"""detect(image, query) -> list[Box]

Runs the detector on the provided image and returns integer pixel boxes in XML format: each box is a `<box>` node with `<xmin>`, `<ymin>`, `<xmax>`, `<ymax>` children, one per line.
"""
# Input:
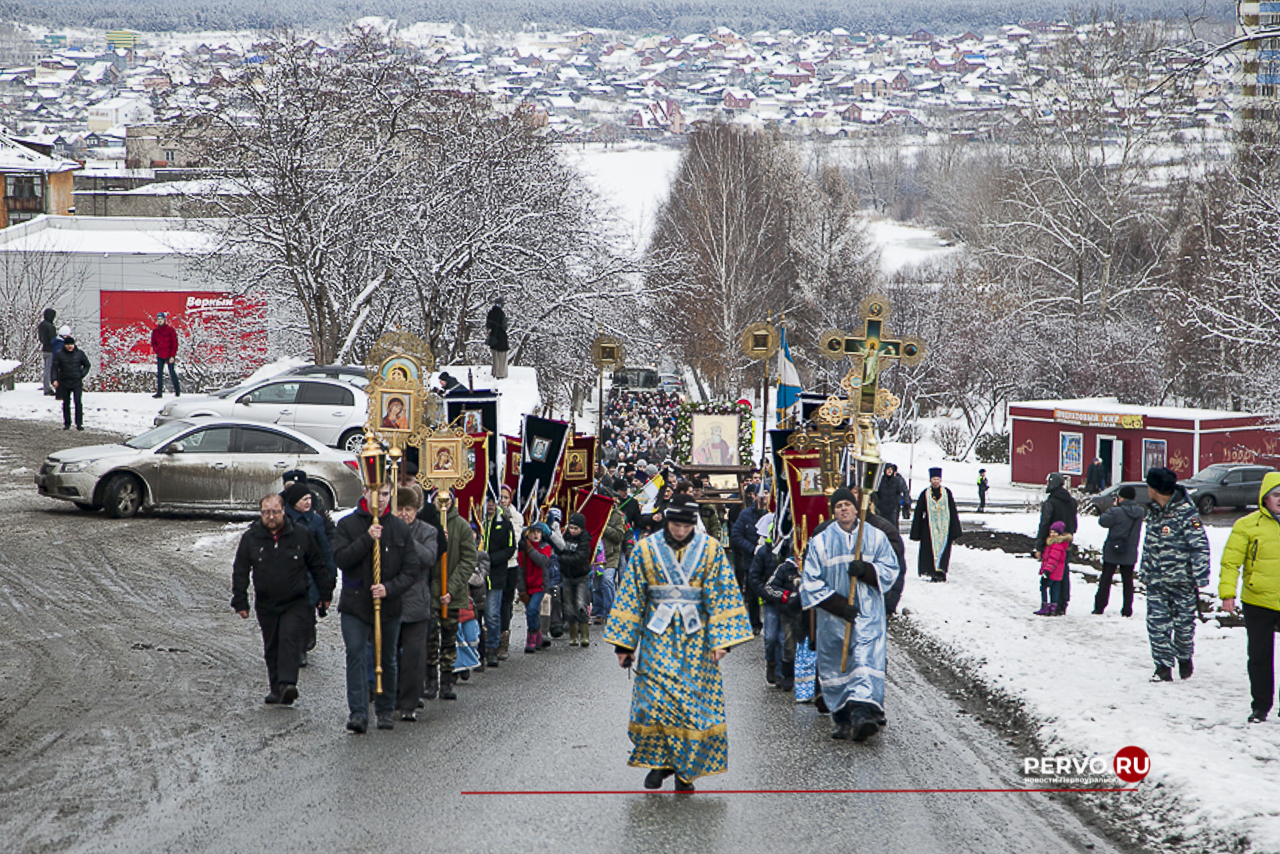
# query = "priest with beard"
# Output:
<box><xmin>604</xmin><ymin>493</ymin><xmax>753</xmax><ymax>792</ymax></box>
<box><xmin>909</xmin><ymin>467</ymin><xmax>963</xmax><ymax>582</ymax></box>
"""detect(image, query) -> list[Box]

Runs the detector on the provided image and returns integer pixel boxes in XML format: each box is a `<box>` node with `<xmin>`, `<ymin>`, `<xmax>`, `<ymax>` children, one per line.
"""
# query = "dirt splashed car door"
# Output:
<box><xmin>150</xmin><ymin>425</ymin><xmax>237</xmax><ymax>506</ymax></box>
<box><xmin>230</xmin><ymin>426</ymin><xmax>306</xmax><ymax>508</ymax></box>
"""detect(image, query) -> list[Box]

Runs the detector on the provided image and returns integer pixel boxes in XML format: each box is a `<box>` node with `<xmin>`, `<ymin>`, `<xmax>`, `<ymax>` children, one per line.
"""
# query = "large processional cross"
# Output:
<box><xmin>788</xmin><ymin>295</ymin><xmax>926</xmax><ymax>492</ymax></box>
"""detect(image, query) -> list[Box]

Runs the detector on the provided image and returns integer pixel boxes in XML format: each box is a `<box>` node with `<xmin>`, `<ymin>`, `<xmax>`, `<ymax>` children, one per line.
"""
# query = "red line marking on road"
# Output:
<box><xmin>463</xmin><ymin>787</ymin><xmax>1139</xmax><ymax>795</ymax></box>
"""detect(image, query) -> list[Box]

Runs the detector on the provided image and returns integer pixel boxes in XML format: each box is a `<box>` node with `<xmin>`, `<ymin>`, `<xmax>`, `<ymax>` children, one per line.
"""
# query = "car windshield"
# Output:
<box><xmin>125</xmin><ymin>420</ymin><xmax>195</xmax><ymax>449</ymax></box>
<box><xmin>1189</xmin><ymin>464</ymin><xmax>1232</xmax><ymax>482</ymax></box>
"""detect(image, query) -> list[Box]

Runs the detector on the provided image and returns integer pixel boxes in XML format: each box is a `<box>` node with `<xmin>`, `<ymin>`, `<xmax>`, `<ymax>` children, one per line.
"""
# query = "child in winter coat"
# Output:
<box><xmin>517</xmin><ymin>523</ymin><xmax>553</xmax><ymax>652</ymax></box>
<box><xmin>1036</xmin><ymin>521</ymin><xmax>1072</xmax><ymax>616</ymax></box>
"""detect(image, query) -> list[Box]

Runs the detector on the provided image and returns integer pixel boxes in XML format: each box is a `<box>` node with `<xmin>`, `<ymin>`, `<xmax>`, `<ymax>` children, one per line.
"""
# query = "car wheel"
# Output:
<box><xmin>1196</xmin><ymin>494</ymin><xmax>1216</xmax><ymax>516</ymax></box>
<box><xmin>104</xmin><ymin>474</ymin><xmax>143</xmax><ymax>518</ymax></box>
<box><xmin>339</xmin><ymin>429</ymin><xmax>364</xmax><ymax>455</ymax></box>
<box><xmin>74</xmin><ymin>501</ymin><xmax>101</xmax><ymax>512</ymax></box>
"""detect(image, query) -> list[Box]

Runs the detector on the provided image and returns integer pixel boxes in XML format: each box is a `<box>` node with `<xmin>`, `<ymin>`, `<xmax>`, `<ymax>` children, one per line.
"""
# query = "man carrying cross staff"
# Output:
<box><xmin>801</xmin><ymin>485</ymin><xmax>900</xmax><ymax>742</ymax></box>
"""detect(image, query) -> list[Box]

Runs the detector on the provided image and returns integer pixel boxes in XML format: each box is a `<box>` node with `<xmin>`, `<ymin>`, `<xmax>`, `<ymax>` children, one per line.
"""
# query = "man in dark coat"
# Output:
<box><xmin>333</xmin><ymin>481</ymin><xmax>423</xmax><ymax>733</ymax></box>
<box><xmin>51</xmin><ymin>336</ymin><xmax>91</xmax><ymax>431</ymax></box>
<box><xmin>395</xmin><ymin>488</ymin><xmax>438</xmax><ymax>722</ymax></box>
<box><xmin>232</xmin><ymin>494</ymin><xmax>333</xmax><ymax>707</ymax></box>
<box><xmin>485</xmin><ymin>297</ymin><xmax>509</xmax><ymax>379</ymax></box>
<box><xmin>731</xmin><ymin>491</ymin><xmax>768</xmax><ymax>633</ymax></box>
<box><xmin>1033</xmin><ymin>472</ymin><xmax>1079</xmax><ymax>614</ymax></box>
<box><xmin>38</xmin><ymin>307</ymin><xmax>57</xmax><ymax>395</ymax></box>
<box><xmin>482</xmin><ymin>497</ymin><xmax>517</xmax><ymax>667</ymax></box>
<box><xmin>1094</xmin><ymin>484</ymin><xmax>1144</xmax><ymax>616</ymax></box>
<box><xmin>874</xmin><ymin>463</ymin><xmax>909</xmax><ymax>523</ymax></box>
<box><xmin>1085</xmin><ymin>457</ymin><xmax>1108</xmax><ymax>494</ymax></box>
<box><xmin>909</xmin><ymin>467</ymin><xmax>963</xmax><ymax>582</ymax></box>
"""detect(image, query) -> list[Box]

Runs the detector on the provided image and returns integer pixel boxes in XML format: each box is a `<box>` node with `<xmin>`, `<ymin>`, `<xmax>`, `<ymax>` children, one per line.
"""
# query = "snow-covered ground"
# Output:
<box><xmin>568</xmin><ymin>142</ymin><xmax>681</xmax><ymax>249</ymax></box>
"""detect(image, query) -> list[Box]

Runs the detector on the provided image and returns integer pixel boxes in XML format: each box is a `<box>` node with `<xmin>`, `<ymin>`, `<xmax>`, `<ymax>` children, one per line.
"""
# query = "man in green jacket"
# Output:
<box><xmin>1220</xmin><ymin>472</ymin><xmax>1280</xmax><ymax>723</ymax></box>
<box><xmin>425</xmin><ymin>491</ymin><xmax>477</xmax><ymax>701</ymax></box>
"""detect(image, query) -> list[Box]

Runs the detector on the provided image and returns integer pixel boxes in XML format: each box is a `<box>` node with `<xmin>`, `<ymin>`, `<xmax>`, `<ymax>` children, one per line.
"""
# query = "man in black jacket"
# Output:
<box><xmin>232</xmin><ymin>494</ymin><xmax>332</xmax><ymax>707</ymax></box>
<box><xmin>1033</xmin><ymin>472</ymin><xmax>1079</xmax><ymax>615</ymax></box>
<box><xmin>874</xmin><ymin>463</ymin><xmax>909</xmax><ymax>523</ymax></box>
<box><xmin>482</xmin><ymin>497</ymin><xmax>517</xmax><ymax>667</ymax></box>
<box><xmin>38</xmin><ymin>307</ymin><xmax>56</xmax><ymax>395</ymax></box>
<box><xmin>731</xmin><ymin>492</ymin><xmax>768</xmax><ymax>633</ymax></box>
<box><xmin>333</xmin><ymin>481</ymin><xmax>423</xmax><ymax>733</ymax></box>
<box><xmin>555</xmin><ymin>512</ymin><xmax>594</xmax><ymax>647</ymax></box>
<box><xmin>51</xmin><ymin>336</ymin><xmax>91</xmax><ymax>430</ymax></box>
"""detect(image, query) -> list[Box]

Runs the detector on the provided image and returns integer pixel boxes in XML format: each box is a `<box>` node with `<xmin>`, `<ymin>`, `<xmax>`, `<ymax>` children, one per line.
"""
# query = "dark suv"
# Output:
<box><xmin>1180</xmin><ymin>464</ymin><xmax>1278</xmax><ymax>515</ymax></box>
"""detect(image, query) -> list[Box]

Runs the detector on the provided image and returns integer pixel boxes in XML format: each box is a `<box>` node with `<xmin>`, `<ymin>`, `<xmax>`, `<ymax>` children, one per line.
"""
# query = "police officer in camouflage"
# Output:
<box><xmin>1139</xmin><ymin>467</ymin><xmax>1210</xmax><ymax>683</ymax></box>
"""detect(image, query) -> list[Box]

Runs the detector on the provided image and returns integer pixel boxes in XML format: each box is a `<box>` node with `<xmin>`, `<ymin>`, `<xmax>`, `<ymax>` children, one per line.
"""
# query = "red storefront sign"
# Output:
<box><xmin>99</xmin><ymin>290</ymin><xmax>267</xmax><ymax>365</ymax></box>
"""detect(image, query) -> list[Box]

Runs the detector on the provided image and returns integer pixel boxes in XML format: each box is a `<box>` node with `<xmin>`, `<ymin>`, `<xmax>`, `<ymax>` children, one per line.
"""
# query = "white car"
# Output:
<box><xmin>36</xmin><ymin>418</ymin><xmax>364</xmax><ymax>518</ymax></box>
<box><xmin>155</xmin><ymin>376</ymin><xmax>369</xmax><ymax>453</ymax></box>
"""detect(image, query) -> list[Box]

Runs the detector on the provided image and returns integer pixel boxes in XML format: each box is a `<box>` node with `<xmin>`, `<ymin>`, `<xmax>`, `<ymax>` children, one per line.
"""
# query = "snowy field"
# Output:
<box><xmin>8</xmin><ymin>374</ymin><xmax>1272</xmax><ymax>850</ymax></box>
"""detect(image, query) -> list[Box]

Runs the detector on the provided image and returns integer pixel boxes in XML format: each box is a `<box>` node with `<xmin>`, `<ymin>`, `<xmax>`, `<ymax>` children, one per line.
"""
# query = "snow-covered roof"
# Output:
<box><xmin>0</xmin><ymin>215</ymin><xmax>217</xmax><ymax>255</ymax></box>
<box><xmin>1013</xmin><ymin>397</ymin><xmax>1262</xmax><ymax>421</ymax></box>
<box><xmin>0</xmin><ymin>132</ymin><xmax>78</xmax><ymax>173</ymax></box>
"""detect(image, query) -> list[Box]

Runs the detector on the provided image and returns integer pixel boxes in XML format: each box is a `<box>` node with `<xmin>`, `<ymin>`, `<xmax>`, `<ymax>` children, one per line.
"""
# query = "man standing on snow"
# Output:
<box><xmin>485</xmin><ymin>297</ymin><xmax>509</xmax><ymax>379</ymax></box>
<box><xmin>38</xmin><ymin>308</ymin><xmax>57</xmax><ymax>396</ymax></box>
<box><xmin>150</xmin><ymin>312</ymin><xmax>181</xmax><ymax>399</ymax></box>
<box><xmin>909</xmin><ymin>468</ymin><xmax>962</xmax><ymax>582</ymax></box>
<box><xmin>1140</xmin><ymin>467</ymin><xmax>1210</xmax><ymax>683</ymax></box>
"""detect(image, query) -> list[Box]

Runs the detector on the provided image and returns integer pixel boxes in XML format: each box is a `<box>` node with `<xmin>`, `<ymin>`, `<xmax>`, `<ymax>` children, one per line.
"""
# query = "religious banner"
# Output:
<box><xmin>502</xmin><ymin>435</ymin><xmax>521</xmax><ymax>499</ymax></box>
<box><xmin>675</xmin><ymin>401</ymin><xmax>753</xmax><ymax>466</ymax></box>
<box><xmin>573</xmin><ymin>486</ymin><xmax>616</xmax><ymax>558</ymax></box>
<box><xmin>517</xmin><ymin>415</ymin><xmax>571</xmax><ymax>513</ymax></box>
<box><xmin>549</xmin><ymin>434</ymin><xmax>597</xmax><ymax>516</ymax></box>
<box><xmin>446</xmin><ymin>392</ymin><xmax>500</xmax><ymax>489</ymax></box>
<box><xmin>781</xmin><ymin>450</ymin><xmax>828</xmax><ymax>552</ymax></box>
<box><xmin>454</xmin><ymin>432</ymin><xmax>490</xmax><ymax>524</ymax></box>
<box><xmin>768</xmin><ymin>428</ymin><xmax>797</xmax><ymax>509</ymax></box>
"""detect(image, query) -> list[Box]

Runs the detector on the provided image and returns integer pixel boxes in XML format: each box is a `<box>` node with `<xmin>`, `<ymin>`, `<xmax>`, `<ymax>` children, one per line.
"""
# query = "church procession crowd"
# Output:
<box><xmin>229</xmin><ymin>398</ymin><xmax>1280</xmax><ymax>791</ymax></box>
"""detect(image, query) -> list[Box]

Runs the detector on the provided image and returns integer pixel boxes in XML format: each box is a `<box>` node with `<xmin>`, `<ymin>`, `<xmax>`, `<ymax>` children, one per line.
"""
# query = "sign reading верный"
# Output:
<box><xmin>1053</xmin><ymin>409</ymin><xmax>1145</xmax><ymax>430</ymax></box>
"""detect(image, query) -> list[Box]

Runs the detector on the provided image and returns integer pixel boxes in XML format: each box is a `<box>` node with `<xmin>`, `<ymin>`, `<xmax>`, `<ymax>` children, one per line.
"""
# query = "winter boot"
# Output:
<box><xmin>540</xmin><ymin>630</ymin><xmax>551</xmax><ymax>648</ymax></box>
<box><xmin>439</xmin><ymin>670</ymin><xmax>457</xmax><ymax>700</ymax></box>
<box><xmin>1150</xmin><ymin>666</ymin><xmax>1173</xmax><ymax>682</ymax></box>
<box><xmin>1033</xmin><ymin>604</ymin><xmax>1051</xmax><ymax>616</ymax></box>
<box><xmin>766</xmin><ymin>660</ymin><xmax>778</xmax><ymax>684</ymax></box>
<box><xmin>1178</xmin><ymin>658</ymin><xmax>1194</xmax><ymax>680</ymax></box>
<box><xmin>776</xmin><ymin>659</ymin><xmax>795</xmax><ymax>692</ymax></box>
<box><xmin>498</xmin><ymin>630</ymin><xmax>511</xmax><ymax>661</ymax></box>
<box><xmin>525</xmin><ymin>632</ymin><xmax>537</xmax><ymax>654</ymax></box>
<box><xmin>569</xmin><ymin>623</ymin><xmax>580</xmax><ymax>647</ymax></box>
<box><xmin>423</xmin><ymin>669</ymin><xmax>439</xmax><ymax>700</ymax></box>
<box><xmin>580</xmin><ymin>623</ymin><xmax>589</xmax><ymax>648</ymax></box>
<box><xmin>486</xmin><ymin>648</ymin><xmax>500</xmax><ymax>668</ymax></box>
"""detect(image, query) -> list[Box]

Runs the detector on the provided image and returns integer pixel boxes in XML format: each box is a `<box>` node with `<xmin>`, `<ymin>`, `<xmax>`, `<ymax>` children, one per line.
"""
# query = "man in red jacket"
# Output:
<box><xmin>150</xmin><ymin>312</ymin><xmax>181</xmax><ymax>399</ymax></box>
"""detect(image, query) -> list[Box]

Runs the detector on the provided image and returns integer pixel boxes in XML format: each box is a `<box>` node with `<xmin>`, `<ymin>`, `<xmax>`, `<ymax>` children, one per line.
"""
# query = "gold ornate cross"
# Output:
<box><xmin>817</xmin><ymin>295</ymin><xmax>925</xmax><ymax>424</ymax></box>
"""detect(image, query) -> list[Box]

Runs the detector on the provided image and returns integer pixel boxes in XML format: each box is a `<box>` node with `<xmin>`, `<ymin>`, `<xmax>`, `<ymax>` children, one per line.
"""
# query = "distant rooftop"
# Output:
<box><xmin>0</xmin><ymin>132</ymin><xmax>78</xmax><ymax>174</ymax></box>
<box><xmin>0</xmin><ymin>215</ymin><xmax>217</xmax><ymax>255</ymax></box>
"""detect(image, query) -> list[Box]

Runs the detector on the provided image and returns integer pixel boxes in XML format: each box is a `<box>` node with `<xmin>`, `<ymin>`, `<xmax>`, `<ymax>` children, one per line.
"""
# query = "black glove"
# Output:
<box><xmin>848</xmin><ymin>560</ymin><xmax>877</xmax><ymax>585</ymax></box>
<box><xmin>841</xmin><ymin>602</ymin><xmax>859</xmax><ymax>622</ymax></box>
<box><xmin>317</xmin><ymin>604</ymin><xmax>328</xmax><ymax>618</ymax></box>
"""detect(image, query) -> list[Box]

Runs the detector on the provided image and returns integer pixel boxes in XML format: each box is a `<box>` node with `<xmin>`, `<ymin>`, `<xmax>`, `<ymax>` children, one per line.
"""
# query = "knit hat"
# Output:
<box><xmin>282</xmin><ymin>482</ymin><xmax>311</xmax><ymax>508</ymax></box>
<box><xmin>1046</xmin><ymin>472</ymin><xmax>1065</xmax><ymax>491</ymax></box>
<box><xmin>58</xmin><ymin>324</ymin><xmax>71</xmax><ymax>336</ymax></box>
<box><xmin>62</xmin><ymin>336</ymin><xmax>75</xmax><ymax>345</ymax></box>
<box><xmin>1146</xmin><ymin>466</ymin><xmax>1179</xmax><ymax>495</ymax></box>
<box><xmin>829</xmin><ymin>486</ymin><xmax>857</xmax><ymax>513</ymax></box>
<box><xmin>1050</xmin><ymin>521</ymin><xmax>1066</xmax><ymax>533</ymax></box>
<box><xmin>567</xmin><ymin>512</ymin><xmax>587</xmax><ymax>529</ymax></box>
<box><xmin>664</xmin><ymin>493</ymin><xmax>699</xmax><ymax>524</ymax></box>
<box><xmin>156</xmin><ymin>311</ymin><xmax>167</xmax><ymax>319</ymax></box>
<box><xmin>928</xmin><ymin>467</ymin><xmax>942</xmax><ymax>478</ymax></box>
<box><xmin>1119</xmin><ymin>485</ymin><xmax>1137</xmax><ymax>500</ymax></box>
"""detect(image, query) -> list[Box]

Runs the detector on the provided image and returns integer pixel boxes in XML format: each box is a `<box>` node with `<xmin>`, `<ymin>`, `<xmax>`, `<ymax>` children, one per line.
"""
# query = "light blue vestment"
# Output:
<box><xmin>800</xmin><ymin>521</ymin><xmax>899</xmax><ymax>714</ymax></box>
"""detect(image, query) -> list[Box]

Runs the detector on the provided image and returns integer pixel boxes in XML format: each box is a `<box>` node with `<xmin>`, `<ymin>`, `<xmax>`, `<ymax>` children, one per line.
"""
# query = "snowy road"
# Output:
<box><xmin>0</xmin><ymin>418</ymin><xmax>1143</xmax><ymax>854</ymax></box>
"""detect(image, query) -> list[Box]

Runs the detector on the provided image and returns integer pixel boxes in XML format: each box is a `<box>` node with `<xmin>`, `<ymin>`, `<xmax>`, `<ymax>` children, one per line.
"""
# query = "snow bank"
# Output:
<box><xmin>904</xmin><ymin>512</ymin><xmax>1280</xmax><ymax>852</ymax></box>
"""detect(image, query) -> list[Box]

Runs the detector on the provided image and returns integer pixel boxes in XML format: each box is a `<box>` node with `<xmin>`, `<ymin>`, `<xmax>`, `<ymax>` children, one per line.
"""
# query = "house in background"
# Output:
<box><xmin>0</xmin><ymin>132</ymin><xmax>78</xmax><ymax>228</ymax></box>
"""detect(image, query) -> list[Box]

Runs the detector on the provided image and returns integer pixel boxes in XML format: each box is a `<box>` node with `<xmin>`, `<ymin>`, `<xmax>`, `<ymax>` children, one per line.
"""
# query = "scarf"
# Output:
<box><xmin>927</xmin><ymin>488</ymin><xmax>951</xmax><ymax>572</ymax></box>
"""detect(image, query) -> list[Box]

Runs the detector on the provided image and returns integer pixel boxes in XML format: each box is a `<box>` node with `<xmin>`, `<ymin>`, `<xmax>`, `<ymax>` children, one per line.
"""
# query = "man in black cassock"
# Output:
<box><xmin>909</xmin><ymin>467</ymin><xmax>963</xmax><ymax>582</ymax></box>
<box><xmin>486</xmin><ymin>297</ymin><xmax>509</xmax><ymax>379</ymax></box>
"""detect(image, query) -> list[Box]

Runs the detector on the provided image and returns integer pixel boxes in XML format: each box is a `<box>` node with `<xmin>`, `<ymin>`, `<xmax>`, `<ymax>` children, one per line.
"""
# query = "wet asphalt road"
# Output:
<box><xmin>0</xmin><ymin>418</ymin><xmax>1142</xmax><ymax>854</ymax></box>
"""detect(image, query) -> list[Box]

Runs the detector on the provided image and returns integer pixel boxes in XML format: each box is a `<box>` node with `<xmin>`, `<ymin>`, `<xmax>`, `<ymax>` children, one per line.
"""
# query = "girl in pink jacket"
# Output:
<box><xmin>1034</xmin><ymin>521</ymin><xmax>1072</xmax><ymax>616</ymax></box>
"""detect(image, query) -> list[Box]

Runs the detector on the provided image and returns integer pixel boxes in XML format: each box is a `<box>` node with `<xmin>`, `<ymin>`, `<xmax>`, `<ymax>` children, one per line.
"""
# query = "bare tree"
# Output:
<box><xmin>0</xmin><ymin>240</ymin><xmax>87</xmax><ymax>381</ymax></box>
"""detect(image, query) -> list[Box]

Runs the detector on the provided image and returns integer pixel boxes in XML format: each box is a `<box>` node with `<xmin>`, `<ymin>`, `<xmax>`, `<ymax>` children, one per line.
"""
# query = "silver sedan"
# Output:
<box><xmin>35</xmin><ymin>418</ymin><xmax>365</xmax><ymax>518</ymax></box>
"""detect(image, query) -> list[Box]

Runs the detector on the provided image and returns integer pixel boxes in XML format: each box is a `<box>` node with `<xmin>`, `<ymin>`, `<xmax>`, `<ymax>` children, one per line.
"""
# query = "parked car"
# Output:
<box><xmin>35</xmin><ymin>418</ymin><xmax>363</xmax><ymax>518</ymax></box>
<box><xmin>612</xmin><ymin>367</ymin><xmax>659</xmax><ymax>389</ymax></box>
<box><xmin>154</xmin><ymin>376</ymin><xmax>368</xmax><ymax>454</ymax></box>
<box><xmin>1081</xmin><ymin>481</ymin><xmax>1150</xmax><ymax>515</ymax></box>
<box><xmin>279</xmin><ymin>364</ymin><xmax>370</xmax><ymax>389</ymax></box>
<box><xmin>1180</xmin><ymin>463</ymin><xmax>1278</xmax><ymax>515</ymax></box>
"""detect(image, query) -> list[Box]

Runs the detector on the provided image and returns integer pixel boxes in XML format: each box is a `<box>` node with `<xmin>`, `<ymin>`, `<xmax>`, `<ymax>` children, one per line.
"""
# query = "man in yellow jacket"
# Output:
<box><xmin>1220</xmin><ymin>471</ymin><xmax>1280</xmax><ymax>723</ymax></box>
